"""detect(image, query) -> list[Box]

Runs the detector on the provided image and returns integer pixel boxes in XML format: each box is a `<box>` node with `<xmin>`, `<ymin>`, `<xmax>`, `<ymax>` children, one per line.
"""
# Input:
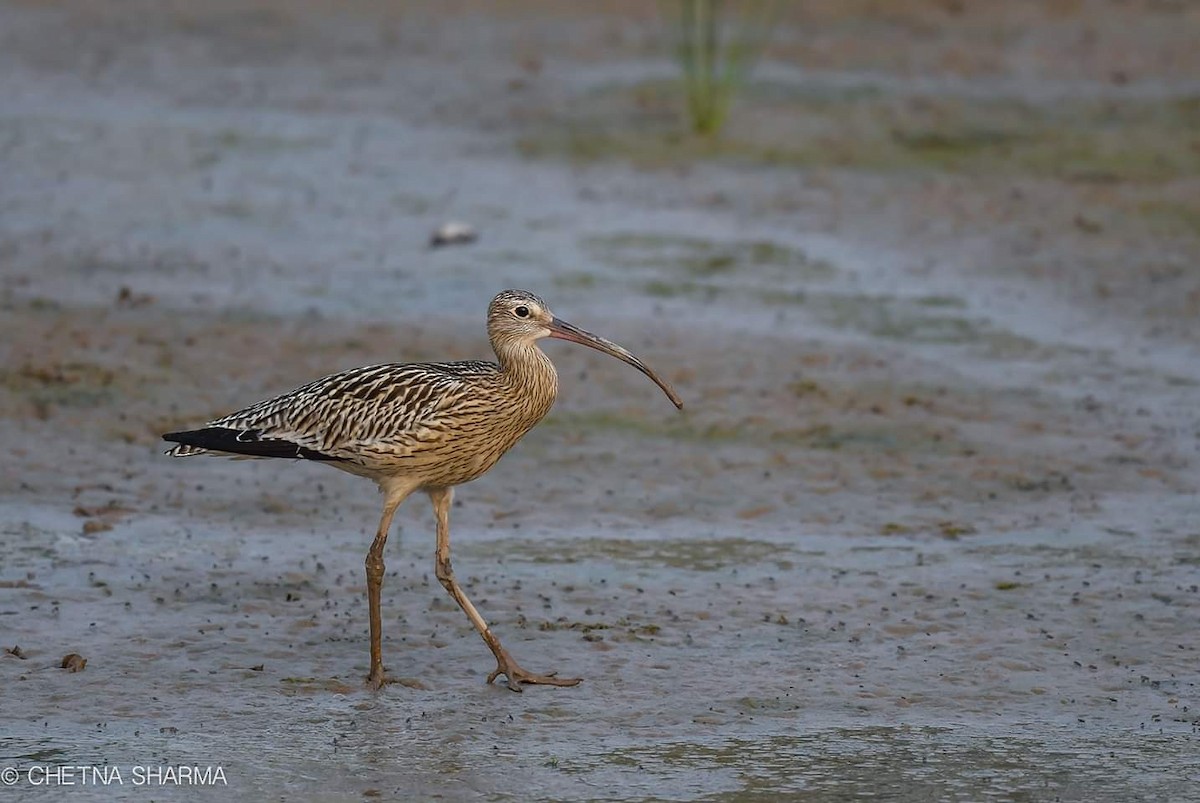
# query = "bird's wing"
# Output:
<box><xmin>164</xmin><ymin>361</ymin><xmax>498</xmax><ymax>464</ymax></box>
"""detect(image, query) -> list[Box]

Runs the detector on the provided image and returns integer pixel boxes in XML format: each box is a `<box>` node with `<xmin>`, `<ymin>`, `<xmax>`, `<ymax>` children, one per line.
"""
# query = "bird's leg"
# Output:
<box><xmin>428</xmin><ymin>487</ymin><xmax>582</xmax><ymax>693</ymax></box>
<box><xmin>364</xmin><ymin>488</ymin><xmax>408</xmax><ymax>691</ymax></box>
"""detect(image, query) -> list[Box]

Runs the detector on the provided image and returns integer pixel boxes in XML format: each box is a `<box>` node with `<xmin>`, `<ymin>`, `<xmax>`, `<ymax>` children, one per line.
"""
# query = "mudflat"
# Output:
<box><xmin>1</xmin><ymin>2</ymin><xmax>1197</xmax><ymax>800</ymax></box>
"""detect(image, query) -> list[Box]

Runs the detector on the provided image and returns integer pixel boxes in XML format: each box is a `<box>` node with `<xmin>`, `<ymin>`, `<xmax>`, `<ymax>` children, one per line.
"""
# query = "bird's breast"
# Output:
<box><xmin>418</xmin><ymin>402</ymin><xmax>551</xmax><ymax>487</ymax></box>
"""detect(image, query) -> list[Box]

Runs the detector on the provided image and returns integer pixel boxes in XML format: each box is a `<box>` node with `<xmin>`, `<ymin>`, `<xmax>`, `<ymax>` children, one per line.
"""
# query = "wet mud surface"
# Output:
<box><xmin>1</xmin><ymin>2</ymin><xmax>1198</xmax><ymax>800</ymax></box>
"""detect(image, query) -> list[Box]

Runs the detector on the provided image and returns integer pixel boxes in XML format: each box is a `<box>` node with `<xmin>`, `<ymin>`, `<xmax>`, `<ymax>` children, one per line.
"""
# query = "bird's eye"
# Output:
<box><xmin>514</xmin><ymin>306</ymin><xmax>530</xmax><ymax>318</ymax></box>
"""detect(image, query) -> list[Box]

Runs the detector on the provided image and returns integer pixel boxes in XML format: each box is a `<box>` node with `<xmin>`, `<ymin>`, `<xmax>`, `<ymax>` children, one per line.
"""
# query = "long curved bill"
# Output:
<box><xmin>548</xmin><ymin>317</ymin><xmax>683</xmax><ymax>410</ymax></box>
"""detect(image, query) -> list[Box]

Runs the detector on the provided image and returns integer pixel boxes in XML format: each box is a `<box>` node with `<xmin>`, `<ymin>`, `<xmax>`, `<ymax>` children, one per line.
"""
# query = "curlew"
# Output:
<box><xmin>163</xmin><ymin>290</ymin><xmax>682</xmax><ymax>691</ymax></box>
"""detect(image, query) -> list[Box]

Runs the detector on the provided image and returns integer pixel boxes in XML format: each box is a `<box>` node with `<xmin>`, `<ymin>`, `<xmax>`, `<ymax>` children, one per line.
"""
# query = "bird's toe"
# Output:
<box><xmin>365</xmin><ymin>671</ymin><xmax>395</xmax><ymax>692</ymax></box>
<box><xmin>489</xmin><ymin>659</ymin><xmax>581</xmax><ymax>691</ymax></box>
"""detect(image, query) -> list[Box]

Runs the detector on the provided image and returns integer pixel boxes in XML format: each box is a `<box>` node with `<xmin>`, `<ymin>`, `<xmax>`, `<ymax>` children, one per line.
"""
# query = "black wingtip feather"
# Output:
<box><xmin>162</xmin><ymin>427</ymin><xmax>346</xmax><ymax>462</ymax></box>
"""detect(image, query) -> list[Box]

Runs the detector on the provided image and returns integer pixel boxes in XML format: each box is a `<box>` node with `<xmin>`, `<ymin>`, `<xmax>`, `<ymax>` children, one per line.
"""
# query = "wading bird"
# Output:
<box><xmin>163</xmin><ymin>290</ymin><xmax>682</xmax><ymax>691</ymax></box>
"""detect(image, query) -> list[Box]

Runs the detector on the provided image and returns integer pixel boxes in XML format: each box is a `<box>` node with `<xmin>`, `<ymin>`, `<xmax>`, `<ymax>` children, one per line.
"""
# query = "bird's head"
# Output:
<box><xmin>487</xmin><ymin>289</ymin><xmax>683</xmax><ymax>409</ymax></box>
<box><xmin>487</xmin><ymin>289</ymin><xmax>556</xmax><ymax>345</ymax></box>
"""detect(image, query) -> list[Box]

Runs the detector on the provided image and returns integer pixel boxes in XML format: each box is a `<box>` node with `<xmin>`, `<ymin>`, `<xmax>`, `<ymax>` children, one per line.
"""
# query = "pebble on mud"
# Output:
<box><xmin>61</xmin><ymin>653</ymin><xmax>87</xmax><ymax>672</ymax></box>
<box><xmin>81</xmin><ymin>520</ymin><xmax>113</xmax><ymax>535</ymax></box>
<box><xmin>429</xmin><ymin>221</ymin><xmax>478</xmax><ymax>248</ymax></box>
<box><xmin>115</xmin><ymin>286</ymin><xmax>155</xmax><ymax>308</ymax></box>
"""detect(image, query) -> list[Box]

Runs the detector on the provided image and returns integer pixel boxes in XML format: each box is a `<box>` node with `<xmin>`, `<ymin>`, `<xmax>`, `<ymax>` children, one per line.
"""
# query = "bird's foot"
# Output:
<box><xmin>365</xmin><ymin>668</ymin><xmax>394</xmax><ymax>692</ymax></box>
<box><xmin>487</xmin><ymin>651</ymin><xmax>582</xmax><ymax>693</ymax></box>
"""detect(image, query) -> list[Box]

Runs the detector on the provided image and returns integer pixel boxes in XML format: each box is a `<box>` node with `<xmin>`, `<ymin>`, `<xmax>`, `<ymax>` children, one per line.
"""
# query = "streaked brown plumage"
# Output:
<box><xmin>164</xmin><ymin>290</ymin><xmax>683</xmax><ymax>691</ymax></box>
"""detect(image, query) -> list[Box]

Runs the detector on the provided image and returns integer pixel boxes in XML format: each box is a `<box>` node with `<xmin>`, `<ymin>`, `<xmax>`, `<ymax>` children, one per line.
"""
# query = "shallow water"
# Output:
<box><xmin>3</xmin><ymin>493</ymin><xmax>1197</xmax><ymax>800</ymax></box>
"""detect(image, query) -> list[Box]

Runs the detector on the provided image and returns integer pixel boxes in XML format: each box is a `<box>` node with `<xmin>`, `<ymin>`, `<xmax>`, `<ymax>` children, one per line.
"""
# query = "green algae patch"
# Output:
<box><xmin>477</xmin><ymin>536</ymin><xmax>788</xmax><ymax>571</ymax></box>
<box><xmin>518</xmin><ymin>82</ymin><xmax>1200</xmax><ymax>182</ymax></box>
<box><xmin>547</xmin><ymin>410</ymin><xmax>971</xmax><ymax>456</ymax></box>
<box><xmin>4</xmin><ymin>361</ymin><xmax>117</xmax><ymax>403</ymax></box>
<box><xmin>584</xmin><ymin>232</ymin><xmax>837</xmax><ymax>281</ymax></box>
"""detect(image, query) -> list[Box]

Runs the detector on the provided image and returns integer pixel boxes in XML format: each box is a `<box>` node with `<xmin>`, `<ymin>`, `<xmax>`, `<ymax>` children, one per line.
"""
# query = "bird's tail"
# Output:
<box><xmin>164</xmin><ymin>442</ymin><xmax>210</xmax><ymax>457</ymax></box>
<box><xmin>162</xmin><ymin>427</ymin><xmax>346</xmax><ymax>462</ymax></box>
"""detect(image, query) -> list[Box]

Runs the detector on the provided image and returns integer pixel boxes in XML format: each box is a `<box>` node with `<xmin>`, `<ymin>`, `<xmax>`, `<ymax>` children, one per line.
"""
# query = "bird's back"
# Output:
<box><xmin>165</xmin><ymin>358</ymin><xmax>557</xmax><ymax>487</ymax></box>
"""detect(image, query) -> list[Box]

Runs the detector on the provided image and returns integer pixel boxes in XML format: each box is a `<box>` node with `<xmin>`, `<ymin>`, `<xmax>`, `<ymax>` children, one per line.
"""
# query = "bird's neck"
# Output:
<box><xmin>495</xmin><ymin>341</ymin><xmax>559</xmax><ymax>416</ymax></box>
